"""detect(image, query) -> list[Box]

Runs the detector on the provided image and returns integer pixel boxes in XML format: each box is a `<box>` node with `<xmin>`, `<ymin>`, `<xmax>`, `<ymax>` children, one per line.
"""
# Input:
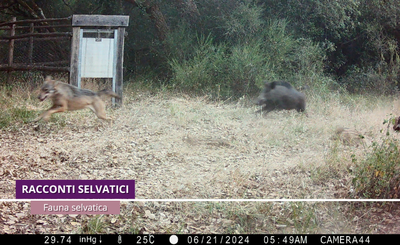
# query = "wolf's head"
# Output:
<box><xmin>38</xmin><ymin>76</ymin><xmax>56</xmax><ymax>101</ymax></box>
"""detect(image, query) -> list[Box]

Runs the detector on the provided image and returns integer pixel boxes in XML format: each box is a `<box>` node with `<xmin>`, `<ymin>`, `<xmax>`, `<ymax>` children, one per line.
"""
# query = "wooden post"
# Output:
<box><xmin>28</xmin><ymin>23</ymin><xmax>34</xmax><ymax>64</ymax></box>
<box><xmin>7</xmin><ymin>17</ymin><xmax>16</xmax><ymax>86</ymax></box>
<box><xmin>115</xmin><ymin>27</ymin><xmax>125</xmax><ymax>105</ymax></box>
<box><xmin>69</xmin><ymin>26</ymin><xmax>81</xmax><ymax>86</ymax></box>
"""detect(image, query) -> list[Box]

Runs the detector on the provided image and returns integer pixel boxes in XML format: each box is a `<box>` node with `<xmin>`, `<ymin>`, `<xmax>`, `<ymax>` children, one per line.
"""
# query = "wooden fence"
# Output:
<box><xmin>0</xmin><ymin>16</ymin><xmax>72</xmax><ymax>74</ymax></box>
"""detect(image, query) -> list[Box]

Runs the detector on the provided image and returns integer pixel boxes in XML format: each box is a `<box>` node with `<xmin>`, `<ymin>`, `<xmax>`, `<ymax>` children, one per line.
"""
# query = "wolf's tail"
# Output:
<box><xmin>97</xmin><ymin>89</ymin><xmax>121</xmax><ymax>99</ymax></box>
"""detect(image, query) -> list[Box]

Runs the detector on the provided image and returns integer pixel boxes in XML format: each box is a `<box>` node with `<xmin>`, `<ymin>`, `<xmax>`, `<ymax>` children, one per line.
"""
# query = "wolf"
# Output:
<box><xmin>34</xmin><ymin>76</ymin><xmax>120</xmax><ymax>122</ymax></box>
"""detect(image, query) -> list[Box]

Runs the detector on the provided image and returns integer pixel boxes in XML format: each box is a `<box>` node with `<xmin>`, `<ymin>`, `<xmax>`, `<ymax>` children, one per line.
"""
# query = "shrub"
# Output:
<box><xmin>0</xmin><ymin>106</ymin><xmax>37</xmax><ymax>128</ymax></box>
<box><xmin>352</xmin><ymin>124</ymin><xmax>400</xmax><ymax>198</ymax></box>
<box><xmin>167</xmin><ymin>18</ymin><xmax>332</xmax><ymax>99</ymax></box>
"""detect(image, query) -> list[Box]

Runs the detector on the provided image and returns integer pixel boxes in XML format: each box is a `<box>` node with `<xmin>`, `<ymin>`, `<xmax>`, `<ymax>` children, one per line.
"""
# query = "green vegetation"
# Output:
<box><xmin>352</xmin><ymin>121</ymin><xmax>400</xmax><ymax>199</ymax></box>
<box><xmin>1</xmin><ymin>0</ymin><xmax>400</xmax><ymax>97</ymax></box>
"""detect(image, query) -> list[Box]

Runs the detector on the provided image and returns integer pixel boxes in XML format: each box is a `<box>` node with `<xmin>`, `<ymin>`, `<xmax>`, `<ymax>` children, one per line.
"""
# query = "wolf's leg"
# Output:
<box><xmin>90</xmin><ymin>100</ymin><xmax>110</xmax><ymax>121</ymax></box>
<box><xmin>34</xmin><ymin>102</ymin><xmax>67</xmax><ymax>122</ymax></box>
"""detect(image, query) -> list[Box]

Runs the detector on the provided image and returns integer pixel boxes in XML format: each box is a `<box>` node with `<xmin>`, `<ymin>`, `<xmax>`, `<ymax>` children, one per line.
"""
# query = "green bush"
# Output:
<box><xmin>167</xmin><ymin>18</ymin><xmax>332</xmax><ymax>99</ymax></box>
<box><xmin>168</xmin><ymin>34</ymin><xmax>225</xmax><ymax>95</ymax></box>
<box><xmin>168</xmin><ymin>35</ymin><xmax>268</xmax><ymax>98</ymax></box>
<box><xmin>220</xmin><ymin>0</ymin><xmax>264</xmax><ymax>42</ymax></box>
<box><xmin>0</xmin><ymin>106</ymin><xmax>37</xmax><ymax>128</ymax></box>
<box><xmin>352</xmin><ymin>127</ymin><xmax>400</xmax><ymax>198</ymax></box>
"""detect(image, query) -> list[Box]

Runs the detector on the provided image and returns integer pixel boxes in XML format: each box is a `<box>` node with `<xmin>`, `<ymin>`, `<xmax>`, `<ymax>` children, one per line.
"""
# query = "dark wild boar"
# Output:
<box><xmin>256</xmin><ymin>81</ymin><xmax>306</xmax><ymax>114</ymax></box>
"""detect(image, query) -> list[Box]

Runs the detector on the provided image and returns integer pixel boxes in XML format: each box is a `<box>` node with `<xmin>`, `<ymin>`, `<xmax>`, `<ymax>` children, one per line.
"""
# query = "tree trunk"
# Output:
<box><xmin>125</xmin><ymin>0</ymin><xmax>169</xmax><ymax>41</ymax></box>
<box><xmin>174</xmin><ymin>0</ymin><xmax>200</xmax><ymax>25</ymax></box>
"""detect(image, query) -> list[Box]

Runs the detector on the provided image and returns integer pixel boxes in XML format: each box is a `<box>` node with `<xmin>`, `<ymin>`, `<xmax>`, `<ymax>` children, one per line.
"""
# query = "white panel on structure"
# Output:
<box><xmin>81</xmin><ymin>37</ymin><xmax>114</xmax><ymax>78</ymax></box>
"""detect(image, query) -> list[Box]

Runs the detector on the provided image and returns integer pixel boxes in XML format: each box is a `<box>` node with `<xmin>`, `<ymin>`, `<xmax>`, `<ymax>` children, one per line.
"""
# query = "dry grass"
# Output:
<box><xmin>2</xmin><ymin>201</ymin><xmax>400</xmax><ymax>234</ymax></box>
<box><xmin>1</xmin><ymin>79</ymin><xmax>400</xmax><ymax>233</ymax></box>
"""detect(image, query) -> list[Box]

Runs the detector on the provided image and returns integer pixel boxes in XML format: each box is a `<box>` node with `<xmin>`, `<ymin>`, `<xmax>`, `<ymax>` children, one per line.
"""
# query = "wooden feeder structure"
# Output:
<box><xmin>70</xmin><ymin>15</ymin><xmax>129</xmax><ymax>105</ymax></box>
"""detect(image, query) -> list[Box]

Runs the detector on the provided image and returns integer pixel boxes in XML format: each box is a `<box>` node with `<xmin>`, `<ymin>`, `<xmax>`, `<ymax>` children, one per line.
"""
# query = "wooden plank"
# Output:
<box><xmin>28</xmin><ymin>23</ymin><xmax>34</xmax><ymax>64</ymax></box>
<box><xmin>19</xmin><ymin>61</ymin><xmax>69</xmax><ymax>66</ymax></box>
<box><xmin>69</xmin><ymin>27</ymin><xmax>80</xmax><ymax>86</ymax></box>
<box><xmin>0</xmin><ymin>16</ymin><xmax>72</xmax><ymax>28</ymax></box>
<box><xmin>0</xmin><ymin>65</ymin><xmax>70</xmax><ymax>72</ymax></box>
<box><xmin>72</xmin><ymin>15</ymin><xmax>129</xmax><ymax>27</ymax></box>
<box><xmin>0</xmin><ymin>32</ymin><xmax>72</xmax><ymax>40</ymax></box>
<box><xmin>0</xmin><ymin>24</ymin><xmax>72</xmax><ymax>31</ymax></box>
<box><xmin>114</xmin><ymin>27</ymin><xmax>125</xmax><ymax>105</ymax></box>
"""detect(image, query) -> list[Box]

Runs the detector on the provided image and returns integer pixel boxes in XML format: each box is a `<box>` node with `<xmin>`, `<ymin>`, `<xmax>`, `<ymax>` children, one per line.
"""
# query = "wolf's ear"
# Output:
<box><xmin>45</xmin><ymin>76</ymin><xmax>54</xmax><ymax>84</ymax></box>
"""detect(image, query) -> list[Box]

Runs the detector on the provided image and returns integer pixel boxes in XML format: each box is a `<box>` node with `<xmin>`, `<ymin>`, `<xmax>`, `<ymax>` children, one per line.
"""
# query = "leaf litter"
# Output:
<box><xmin>1</xmin><ymin>93</ymin><xmax>400</xmax><ymax>233</ymax></box>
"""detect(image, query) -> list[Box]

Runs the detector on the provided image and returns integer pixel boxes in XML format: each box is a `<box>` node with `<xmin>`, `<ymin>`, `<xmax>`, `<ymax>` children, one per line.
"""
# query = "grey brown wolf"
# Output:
<box><xmin>34</xmin><ymin>76</ymin><xmax>120</xmax><ymax>122</ymax></box>
<box><xmin>255</xmin><ymin>81</ymin><xmax>306</xmax><ymax>114</ymax></box>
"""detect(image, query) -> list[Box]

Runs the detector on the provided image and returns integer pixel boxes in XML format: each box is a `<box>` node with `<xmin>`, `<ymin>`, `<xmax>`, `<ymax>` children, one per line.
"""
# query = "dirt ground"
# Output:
<box><xmin>1</xmin><ymin>90</ymin><xmax>400</xmax><ymax>233</ymax></box>
<box><xmin>1</xmin><ymin>93</ymin><xmax>348</xmax><ymax>200</ymax></box>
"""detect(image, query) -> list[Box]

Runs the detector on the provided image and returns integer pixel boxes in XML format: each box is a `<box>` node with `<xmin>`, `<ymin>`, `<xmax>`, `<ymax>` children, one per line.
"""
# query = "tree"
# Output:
<box><xmin>174</xmin><ymin>0</ymin><xmax>200</xmax><ymax>25</ymax></box>
<box><xmin>125</xmin><ymin>0</ymin><xmax>169</xmax><ymax>41</ymax></box>
<box><xmin>0</xmin><ymin>0</ymin><xmax>48</xmax><ymax>20</ymax></box>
